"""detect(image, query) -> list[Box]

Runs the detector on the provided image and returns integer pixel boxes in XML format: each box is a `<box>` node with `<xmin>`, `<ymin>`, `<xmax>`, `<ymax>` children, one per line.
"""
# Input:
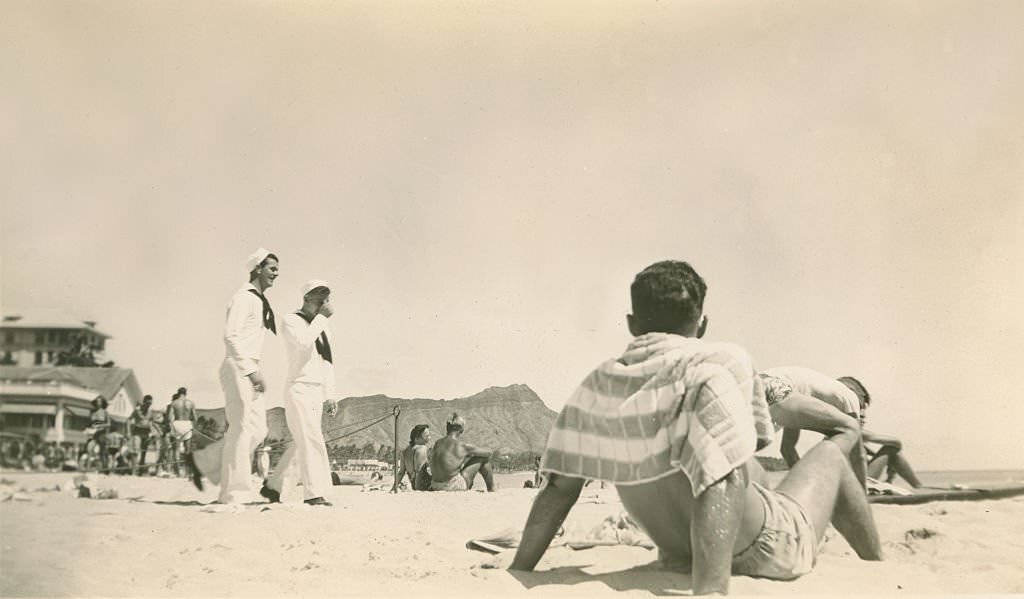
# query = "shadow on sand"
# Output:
<box><xmin>509</xmin><ymin>562</ymin><xmax>693</xmax><ymax>596</ymax></box>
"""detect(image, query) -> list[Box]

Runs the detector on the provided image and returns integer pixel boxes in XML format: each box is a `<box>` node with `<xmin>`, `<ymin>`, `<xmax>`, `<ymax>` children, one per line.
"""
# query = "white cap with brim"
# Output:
<box><xmin>300</xmin><ymin>279</ymin><xmax>331</xmax><ymax>298</ymax></box>
<box><xmin>245</xmin><ymin>247</ymin><xmax>272</xmax><ymax>272</ymax></box>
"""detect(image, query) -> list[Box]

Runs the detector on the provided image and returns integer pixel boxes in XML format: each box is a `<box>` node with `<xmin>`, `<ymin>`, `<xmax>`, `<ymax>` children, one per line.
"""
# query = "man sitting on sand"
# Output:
<box><xmin>510</xmin><ymin>260</ymin><xmax>882</xmax><ymax>594</ymax></box>
<box><xmin>757</xmin><ymin>366</ymin><xmax>869</xmax><ymax>488</ymax></box>
<box><xmin>838</xmin><ymin>376</ymin><xmax>924</xmax><ymax>489</ymax></box>
<box><xmin>396</xmin><ymin>424</ymin><xmax>432</xmax><ymax>491</ymax></box>
<box><xmin>428</xmin><ymin>414</ymin><xmax>496</xmax><ymax>492</ymax></box>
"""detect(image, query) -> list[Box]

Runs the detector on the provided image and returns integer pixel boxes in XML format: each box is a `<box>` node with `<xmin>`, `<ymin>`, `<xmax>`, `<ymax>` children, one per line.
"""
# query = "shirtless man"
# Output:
<box><xmin>168</xmin><ymin>388</ymin><xmax>200</xmax><ymax>487</ymax></box>
<box><xmin>428</xmin><ymin>414</ymin><xmax>495</xmax><ymax>492</ymax></box>
<box><xmin>510</xmin><ymin>260</ymin><xmax>881</xmax><ymax>593</ymax></box>
<box><xmin>395</xmin><ymin>424</ymin><xmax>432</xmax><ymax>491</ymax></box>
<box><xmin>128</xmin><ymin>394</ymin><xmax>156</xmax><ymax>475</ymax></box>
<box><xmin>757</xmin><ymin>367</ymin><xmax>869</xmax><ymax>489</ymax></box>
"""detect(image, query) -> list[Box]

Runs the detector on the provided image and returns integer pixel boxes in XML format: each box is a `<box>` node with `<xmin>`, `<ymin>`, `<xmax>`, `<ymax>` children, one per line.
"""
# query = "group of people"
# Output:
<box><xmin>395</xmin><ymin>414</ymin><xmax>497</xmax><ymax>493</ymax></box>
<box><xmin>82</xmin><ymin>388</ymin><xmax>197</xmax><ymax>476</ymax></box>
<box><xmin>508</xmin><ymin>259</ymin><xmax>918</xmax><ymax>594</ymax></box>
<box><xmin>188</xmin><ymin>249</ymin><xmax>337</xmax><ymax>506</ymax></box>
<box><xmin>185</xmin><ymin>248</ymin><xmax>505</xmax><ymax>506</ymax></box>
<box><xmin>174</xmin><ymin>250</ymin><xmax>915</xmax><ymax>593</ymax></box>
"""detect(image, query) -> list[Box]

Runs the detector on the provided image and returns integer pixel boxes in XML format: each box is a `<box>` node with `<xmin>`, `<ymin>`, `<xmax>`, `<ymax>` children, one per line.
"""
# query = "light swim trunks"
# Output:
<box><xmin>429</xmin><ymin>473</ymin><xmax>469</xmax><ymax>492</ymax></box>
<box><xmin>171</xmin><ymin>420</ymin><xmax>194</xmax><ymax>441</ymax></box>
<box><xmin>731</xmin><ymin>482</ymin><xmax>816</xmax><ymax>580</ymax></box>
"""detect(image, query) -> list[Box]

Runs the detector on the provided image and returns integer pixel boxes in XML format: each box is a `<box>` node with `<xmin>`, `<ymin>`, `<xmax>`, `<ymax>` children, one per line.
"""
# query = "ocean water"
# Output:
<box><xmin>917</xmin><ymin>469</ymin><xmax>1024</xmax><ymax>488</ymax></box>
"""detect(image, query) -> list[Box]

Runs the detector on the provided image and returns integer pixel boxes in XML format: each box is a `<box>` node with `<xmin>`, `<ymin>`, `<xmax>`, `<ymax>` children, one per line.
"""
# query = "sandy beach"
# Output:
<box><xmin>2</xmin><ymin>471</ymin><xmax>1022</xmax><ymax>597</ymax></box>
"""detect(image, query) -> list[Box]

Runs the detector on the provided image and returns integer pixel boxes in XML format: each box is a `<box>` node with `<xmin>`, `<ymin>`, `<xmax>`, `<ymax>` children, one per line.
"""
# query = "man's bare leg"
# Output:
<box><xmin>869</xmin><ymin>446</ymin><xmax>923</xmax><ymax>488</ymax></box>
<box><xmin>460</xmin><ymin>456</ymin><xmax>495</xmax><ymax>491</ymax></box>
<box><xmin>776</xmin><ymin>430</ymin><xmax>882</xmax><ymax>560</ymax></box>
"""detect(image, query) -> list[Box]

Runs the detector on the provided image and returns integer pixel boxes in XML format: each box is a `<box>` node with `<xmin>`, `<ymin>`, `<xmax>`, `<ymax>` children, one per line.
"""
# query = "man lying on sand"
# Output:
<box><xmin>396</xmin><ymin>424</ymin><xmax>432</xmax><ymax>491</ymax></box>
<box><xmin>510</xmin><ymin>260</ymin><xmax>882</xmax><ymax>594</ymax></box>
<box><xmin>838</xmin><ymin>376</ymin><xmax>924</xmax><ymax>489</ymax></box>
<box><xmin>428</xmin><ymin>414</ymin><xmax>496</xmax><ymax>492</ymax></box>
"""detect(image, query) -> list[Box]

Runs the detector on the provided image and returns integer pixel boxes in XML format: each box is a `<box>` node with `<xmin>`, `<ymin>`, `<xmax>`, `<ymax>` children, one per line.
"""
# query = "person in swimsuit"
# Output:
<box><xmin>428</xmin><ymin>413</ymin><xmax>495</xmax><ymax>492</ymax></box>
<box><xmin>395</xmin><ymin>424</ymin><xmax>432</xmax><ymax>491</ymax></box>
<box><xmin>510</xmin><ymin>260</ymin><xmax>882</xmax><ymax>593</ymax></box>
<box><xmin>87</xmin><ymin>396</ymin><xmax>112</xmax><ymax>472</ymax></box>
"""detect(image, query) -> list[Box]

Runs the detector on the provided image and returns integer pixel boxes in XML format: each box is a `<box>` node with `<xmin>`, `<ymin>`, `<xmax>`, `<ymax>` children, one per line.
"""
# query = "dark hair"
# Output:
<box><xmin>630</xmin><ymin>260</ymin><xmax>707</xmax><ymax>333</ymax></box>
<box><xmin>249</xmin><ymin>253</ymin><xmax>279</xmax><ymax>279</ymax></box>
<box><xmin>837</xmin><ymin>376</ymin><xmax>871</xmax><ymax>407</ymax></box>
<box><xmin>143</xmin><ymin>394</ymin><xmax>153</xmax><ymax>402</ymax></box>
<box><xmin>177</xmin><ymin>387</ymin><xmax>187</xmax><ymax>396</ymax></box>
<box><xmin>92</xmin><ymin>395</ymin><xmax>108</xmax><ymax>409</ymax></box>
<box><xmin>409</xmin><ymin>424</ymin><xmax>429</xmax><ymax>445</ymax></box>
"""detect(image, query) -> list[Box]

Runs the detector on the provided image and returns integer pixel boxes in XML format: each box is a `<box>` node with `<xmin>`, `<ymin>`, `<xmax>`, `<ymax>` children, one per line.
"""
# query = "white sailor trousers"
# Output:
<box><xmin>267</xmin><ymin>381</ymin><xmax>331</xmax><ymax>500</ymax></box>
<box><xmin>218</xmin><ymin>357</ymin><xmax>268</xmax><ymax>502</ymax></box>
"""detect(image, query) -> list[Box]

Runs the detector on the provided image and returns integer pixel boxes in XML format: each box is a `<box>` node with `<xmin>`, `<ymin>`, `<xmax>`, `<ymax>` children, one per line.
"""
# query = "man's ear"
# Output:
<box><xmin>696</xmin><ymin>315</ymin><xmax>708</xmax><ymax>338</ymax></box>
<box><xmin>627</xmin><ymin>314</ymin><xmax>641</xmax><ymax>337</ymax></box>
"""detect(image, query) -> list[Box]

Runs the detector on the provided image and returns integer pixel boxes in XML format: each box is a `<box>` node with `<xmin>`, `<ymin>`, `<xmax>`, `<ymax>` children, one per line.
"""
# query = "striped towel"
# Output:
<box><xmin>540</xmin><ymin>333</ymin><xmax>774</xmax><ymax>496</ymax></box>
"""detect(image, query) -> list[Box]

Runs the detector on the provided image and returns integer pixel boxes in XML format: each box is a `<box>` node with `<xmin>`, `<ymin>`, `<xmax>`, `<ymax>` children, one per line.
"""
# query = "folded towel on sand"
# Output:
<box><xmin>866</xmin><ymin>477</ymin><xmax>913</xmax><ymax>496</ymax></box>
<box><xmin>540</xmin><ymin>333</ymin><xmax>773</xmax><ymax>496</ymax></box>
<box><xmin>467</xmin><ymin>512</ymin><xmax>655</xmax><ymax>554</ymax></box>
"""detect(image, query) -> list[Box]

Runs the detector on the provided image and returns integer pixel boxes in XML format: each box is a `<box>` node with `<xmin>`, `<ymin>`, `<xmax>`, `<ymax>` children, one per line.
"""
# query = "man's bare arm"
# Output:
<box><xmin>510</xmin><ymin>473</ymin><xmax>584</xmax><ymax>571</ymax></box>
<box><xmin>780</xmin><ymin>427</ymin><xmax>801</xmax><ymax>467</ymax></box>
<box><xmin>861</xmin><ymin>429</ymin><xmax>901</xmax><ymax>449</ymax></box>
<box><xmin>692</xmin><ymin>467</ymin><xmax>747</xmax><ymax>595</ymax></box>
<box><xmin>461</xmin><ymin>443</ymin><xmax>493</xmax><ymax>459</ymax></box>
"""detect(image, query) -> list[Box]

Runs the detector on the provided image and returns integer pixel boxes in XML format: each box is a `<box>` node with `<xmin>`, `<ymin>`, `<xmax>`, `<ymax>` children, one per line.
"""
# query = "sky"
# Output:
<box><xmin>2</xmin><ymin>1</ymin><xmax>1022</xmax><ymax>470</ymax></box>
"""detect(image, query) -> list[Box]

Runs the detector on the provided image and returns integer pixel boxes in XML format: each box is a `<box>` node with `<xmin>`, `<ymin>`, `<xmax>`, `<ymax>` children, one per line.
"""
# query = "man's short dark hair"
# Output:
<box><xmin>143</xmin><ymin>394</ymin><xmax>152</xmax><ymax>402</ymax></box>
<box><xmin>177</xmin><ymin>387</ymin><xmax>187</xmax><ymax>396</ymax></box>
<box><xmin>630</xmin><ymin>260</ymin><xmax>707</xmax><ymax>333</ymax></box>
<box><xmin>838</xmin><ymin>376</ymin><xmax>871</xmax><ymax>407</ymax></box>
<box><xmin>409</xmin><ymin>424</ymin><xmax>429</xmax><ymax>445</ymax></box>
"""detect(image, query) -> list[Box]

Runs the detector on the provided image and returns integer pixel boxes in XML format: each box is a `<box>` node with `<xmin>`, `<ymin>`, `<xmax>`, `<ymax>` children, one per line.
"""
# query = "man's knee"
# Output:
<box><xmin>824</xmin><ymin>425</ymin><xmax>860</xmax><ymax>455</ymax></box>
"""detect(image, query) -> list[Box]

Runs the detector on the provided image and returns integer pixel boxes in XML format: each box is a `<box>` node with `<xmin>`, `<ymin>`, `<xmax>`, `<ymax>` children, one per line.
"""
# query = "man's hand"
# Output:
<box><xmin>318</xmin><ymin>300</ymin><xmax>334</xmax><ymax>318</ymax></box>
<box><xmin>247</xmin><ymin>371</ymin><xmax>266</xmax><ymax>393</ymax></box>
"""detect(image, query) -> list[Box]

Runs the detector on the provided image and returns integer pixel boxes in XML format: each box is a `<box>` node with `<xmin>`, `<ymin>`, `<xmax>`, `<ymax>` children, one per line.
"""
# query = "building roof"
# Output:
<box><xmin>0</xmin><ymin>366</ymin><xmax>140</xmax><ymax>405</ymax></box>
<box><xmin>1</xmin><ymin>309</ymin><xmax>111</xmax><ymax>338</ymax></box>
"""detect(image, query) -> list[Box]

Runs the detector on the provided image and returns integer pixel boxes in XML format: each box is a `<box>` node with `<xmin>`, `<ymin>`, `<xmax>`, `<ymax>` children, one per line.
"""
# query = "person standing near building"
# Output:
<box><xmin>261</xmin><ymin>280</ymin><xmax>337</xmax><ymax>506</ymax></box>
<box><xmin>128</xmin><ymin>394</ymin><xmax>156</xmax><ymax>475</ymax></box>
<box><xmin>189</xmin><ymin>248</ymin><xmax>279</xmax><ymax>503</ymax></box>
<box><xmin>88</xmin><ymin>396</ymin><xmax>111</xmax><ymax>472</ymax></box>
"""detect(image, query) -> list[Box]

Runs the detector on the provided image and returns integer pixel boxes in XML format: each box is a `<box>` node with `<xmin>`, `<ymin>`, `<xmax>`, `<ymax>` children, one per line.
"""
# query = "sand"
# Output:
<box><xmin>1</xmin><ymin>471</ymin><xmax>1023</xmax><ymax>597</ymax></box>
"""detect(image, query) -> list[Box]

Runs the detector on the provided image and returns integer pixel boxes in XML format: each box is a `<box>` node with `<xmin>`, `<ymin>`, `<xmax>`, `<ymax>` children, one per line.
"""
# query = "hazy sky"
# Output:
<box><xmin>2</xmin><ymin>1</ymin><xmax>1022</xmax><ymax>470</ymax></box>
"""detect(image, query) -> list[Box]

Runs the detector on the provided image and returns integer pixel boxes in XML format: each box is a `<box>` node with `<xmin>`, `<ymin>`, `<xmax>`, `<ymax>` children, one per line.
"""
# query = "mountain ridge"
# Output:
<box><xmin>196</xmin><ymin>383</ymin><xmax>557</xmax><ymax>454</ymax></box>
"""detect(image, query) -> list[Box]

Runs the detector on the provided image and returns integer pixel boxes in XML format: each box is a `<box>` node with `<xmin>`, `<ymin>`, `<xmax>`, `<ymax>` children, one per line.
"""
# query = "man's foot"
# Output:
<box><xmin>259</xmin><ymin>482</ymin><xmax>281</xmax><ymax>503</ymax></box>
<box><xmin>304</xmin><ymin>497</ymin><xmax>332</xmax><ymax>506</ymax></box>
<box><xmin>184</xmin><ymin>453</ymin><xmax>203</xmax><ymax>491</ymax></box>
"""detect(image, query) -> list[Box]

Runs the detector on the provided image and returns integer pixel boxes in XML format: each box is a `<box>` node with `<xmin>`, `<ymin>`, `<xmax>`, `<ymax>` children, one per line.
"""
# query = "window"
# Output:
<box><xmin>34</xmin><ymin>351</ymin><xmax>42</xmax><ymax>365</ymax></box>
<box><xmin>3</xmin><ymin>332</ymin><xmax>13</xmax><ymax>344</ymax></box>
<box><xmin>35</xmin><ymin>331</ymin><xmax>45</xmax><ymax>344</ymax></box>
<box><xmin>47</xmin><ymin>351</ymin><xmax>55</xmax><ymax>362</ymax></box>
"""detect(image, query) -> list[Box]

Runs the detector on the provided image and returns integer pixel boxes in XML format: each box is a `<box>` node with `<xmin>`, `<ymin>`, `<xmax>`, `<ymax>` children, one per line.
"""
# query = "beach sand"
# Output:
<box><xmin>1</xmin><ymin>472</ymin><xmax>1023</xmax><ymax>597</ymax></box>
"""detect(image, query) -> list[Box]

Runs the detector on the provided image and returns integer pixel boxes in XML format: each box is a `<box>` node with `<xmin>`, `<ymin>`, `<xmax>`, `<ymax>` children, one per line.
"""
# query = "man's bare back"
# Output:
<box><xmin>168</xmin><ymin>397</ymin><xmax>196</xmax><ymax>422</ymax></box>
<box><xmin>428</xmin><ymin>423</ymin><xmax>495</xmax><ymax>492</ymax></box>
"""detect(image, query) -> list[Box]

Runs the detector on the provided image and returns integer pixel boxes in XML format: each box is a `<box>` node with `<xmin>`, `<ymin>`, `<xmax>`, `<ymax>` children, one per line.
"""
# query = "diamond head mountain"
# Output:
<box><xmin>195</xmin><ymin>384</ymin><xmax>558</xmax><ymax>455</ymax></box>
